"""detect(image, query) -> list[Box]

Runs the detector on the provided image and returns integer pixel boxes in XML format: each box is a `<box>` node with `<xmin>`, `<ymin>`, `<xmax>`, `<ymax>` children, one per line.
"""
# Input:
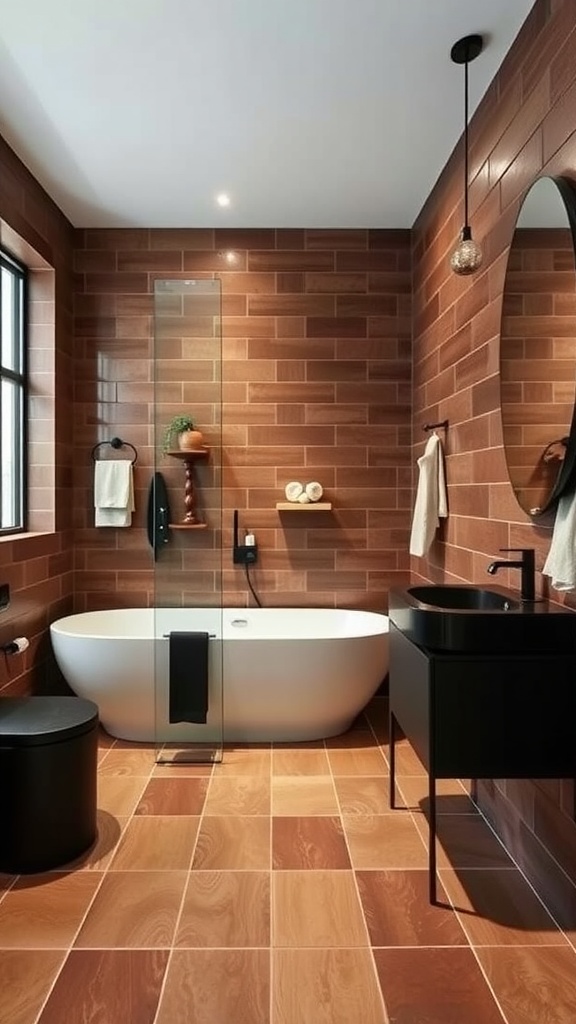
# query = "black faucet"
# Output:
<box><xmin>486</xmin><ymin>548</ymin><xmax>535</xmax><ymax>601</ymax></box>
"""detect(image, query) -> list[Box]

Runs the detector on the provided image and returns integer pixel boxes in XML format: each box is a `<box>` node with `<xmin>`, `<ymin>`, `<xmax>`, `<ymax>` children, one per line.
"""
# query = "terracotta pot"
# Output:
<box><xmin>178</xmin><ymin>429</ymin><xmax>204</xmax><ymax>450</ymax></box>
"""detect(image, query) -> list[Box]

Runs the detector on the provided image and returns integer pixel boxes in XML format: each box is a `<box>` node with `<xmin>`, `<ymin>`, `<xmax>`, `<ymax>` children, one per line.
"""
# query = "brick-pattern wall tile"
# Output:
<box><xmin>73</xmin><ymin>229</ymin><xmax>412</xmax><ymax>614</ymax></box>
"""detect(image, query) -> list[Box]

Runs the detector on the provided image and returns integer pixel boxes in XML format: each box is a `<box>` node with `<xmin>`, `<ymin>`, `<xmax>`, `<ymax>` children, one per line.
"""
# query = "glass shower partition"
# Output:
<box><xmin>152</xmin><ymin>279</ymin><xmax>223</xmax><ymax>764</ymax></box>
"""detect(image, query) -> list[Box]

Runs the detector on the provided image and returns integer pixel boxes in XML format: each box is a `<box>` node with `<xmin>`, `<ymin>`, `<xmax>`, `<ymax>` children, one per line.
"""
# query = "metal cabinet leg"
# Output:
<box><xmin>429</xmin><ymin>770</ymin><xmax>437</xmax><ymax>904</ymax></box>
<box><xmin>389</xmin><ymin>710</ymin><xmax>397</xmax><ymax>809</ymax></box>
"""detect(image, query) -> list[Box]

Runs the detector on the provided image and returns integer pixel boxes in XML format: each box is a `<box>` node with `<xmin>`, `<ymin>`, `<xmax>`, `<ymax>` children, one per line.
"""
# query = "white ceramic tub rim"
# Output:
<box><xmin>50</xmin><ymin>607</ymin><xmax>388</xmax><ymax>641</ymax></box>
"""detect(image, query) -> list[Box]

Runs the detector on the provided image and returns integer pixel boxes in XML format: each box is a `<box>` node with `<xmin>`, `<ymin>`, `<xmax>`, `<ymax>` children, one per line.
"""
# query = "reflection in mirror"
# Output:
<box><xmin>500</xmin><ymin>176</ymin><xmax>576</xmax><ymax>517</ymax></box>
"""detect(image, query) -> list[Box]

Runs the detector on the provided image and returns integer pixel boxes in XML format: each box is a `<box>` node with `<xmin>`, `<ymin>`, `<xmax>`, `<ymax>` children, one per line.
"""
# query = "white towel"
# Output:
<box><xmin>305</xmin><ymin>481</ymin><xmax>323</xmax><ymax>502</ymax></box>
<box><xmin>542</xmin><ymin>491</ymin><xmax>576</xmax><ymax>590</ymax></box>
<box><xmin>94</xmin><ymin>460</ymin><xmax>135</xmax><ymax>527</ymax></box>
<box><xmin>409</xmin><ymin>433</ymin><xmax>448</xmax><ymax>557</ymax></box>
<box><xmin>285</xmin><ymin>481</ymin><xmax>304</xmax><ymax>502</ymax></box>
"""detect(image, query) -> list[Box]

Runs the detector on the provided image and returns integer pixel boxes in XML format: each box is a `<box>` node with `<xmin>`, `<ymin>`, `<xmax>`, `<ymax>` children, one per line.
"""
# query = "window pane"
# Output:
<box><xmin>0</xmin><ymin>252</ymin><xmax>26</xmax><ymax>533</ymax></box>
<box><xmin>1</xmin><ymin>266</ymin><xmax>17</xmax><ymax>371</ymax></box>
<box><xmin>1</xmin><ymin>378</ymin><xmax>22</xmax><ymax>530</ymax></box>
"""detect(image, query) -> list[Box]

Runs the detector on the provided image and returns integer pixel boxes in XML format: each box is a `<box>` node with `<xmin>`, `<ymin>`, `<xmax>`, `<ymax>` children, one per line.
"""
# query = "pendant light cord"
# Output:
<box><xmin>463</xmin><ymin>49</ymin><xmax>469</xmax><ymax>229</ymax></box>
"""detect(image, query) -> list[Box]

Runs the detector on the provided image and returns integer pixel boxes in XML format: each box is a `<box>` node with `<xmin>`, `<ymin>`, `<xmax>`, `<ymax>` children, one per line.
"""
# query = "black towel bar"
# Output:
<box><xmin>162</xmin><ymin>633</ymin><xmax>216</xmax><ymax>639</ymax></box>
<box><xmin>423</xmin><ymin>420</ymin><xmax>449</xmax><ymax>432</ymax></box>
<box><xmin>91</xmin><ymin>437</ymin><xmax>138</xmax><ymax>464</ymax></box>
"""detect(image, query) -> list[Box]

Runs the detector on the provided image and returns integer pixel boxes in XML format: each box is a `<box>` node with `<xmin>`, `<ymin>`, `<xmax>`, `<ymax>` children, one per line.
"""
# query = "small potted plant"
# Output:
<box><xmin>162</xmin><ymin>414</ymin><xmax>204</xmax><ymax>454</ymax></box>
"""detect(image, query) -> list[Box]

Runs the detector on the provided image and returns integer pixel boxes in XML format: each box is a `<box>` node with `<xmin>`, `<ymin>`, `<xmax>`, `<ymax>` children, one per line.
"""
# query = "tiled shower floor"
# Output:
<box><xmin>1</xmin><ymin>697</ymin><xmax>575</xmax><ymax>1023</ymax></box>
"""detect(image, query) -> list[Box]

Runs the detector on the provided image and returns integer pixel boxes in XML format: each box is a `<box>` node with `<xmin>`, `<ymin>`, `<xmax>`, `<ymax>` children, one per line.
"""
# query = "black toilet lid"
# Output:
<box><xmin>0</xmin><ymin>696</ymin><xmax>99</xmax><ymax>746</ymax></box>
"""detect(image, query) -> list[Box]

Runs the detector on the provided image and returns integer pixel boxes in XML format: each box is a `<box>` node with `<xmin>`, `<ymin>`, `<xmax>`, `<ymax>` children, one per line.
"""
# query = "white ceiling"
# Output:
<box><xmin>0</xmin><ymin>0</ymin><xmax>535</xmax><ymax>229</ymax></box>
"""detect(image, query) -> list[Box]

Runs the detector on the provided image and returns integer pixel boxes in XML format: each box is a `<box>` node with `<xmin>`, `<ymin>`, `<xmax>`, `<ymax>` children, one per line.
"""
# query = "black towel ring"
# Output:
<box><xmin>91</xmin><ymin>437</ymin><xmax>138</xmax><ymax>465</ymax></box>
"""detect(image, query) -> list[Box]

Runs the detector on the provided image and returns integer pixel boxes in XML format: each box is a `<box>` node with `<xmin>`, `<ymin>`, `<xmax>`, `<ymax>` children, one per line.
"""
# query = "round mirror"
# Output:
<box><xmin>500</xmin><ymin>175</ymin><xmax>576</xmax><ymax>517</ymax></box>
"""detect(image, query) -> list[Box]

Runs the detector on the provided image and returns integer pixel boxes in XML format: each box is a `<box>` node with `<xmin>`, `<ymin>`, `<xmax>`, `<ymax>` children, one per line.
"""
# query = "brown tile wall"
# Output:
<box><xmin>72</xmin><ymin>229</ymin><xmax>412</xmax><ymax>612</ymax></box>
<box><xmin>0</xmin><ymin>136</ymin><xmax>75</xmax><ymax>696</ymax></box>
<box><xmin>412</xmin><ymin>0</ymin><xmax>576</xmax><ymax>918</ymax></box>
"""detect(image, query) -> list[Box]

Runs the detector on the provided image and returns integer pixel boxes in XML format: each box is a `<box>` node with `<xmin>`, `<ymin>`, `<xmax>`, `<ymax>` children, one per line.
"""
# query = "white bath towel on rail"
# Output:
<box><xmin>542</xmin><ymin>490</ymin><xmax>576</xmax><ymax>590</ymax></box>
<box><xmin>94</xmin><ymin>460</ymin><xmax>135</xmax><ymax>527</ymax></box>
<box><xmin>409</xmin><ymin>433</ymin><xmax>448</xmax><ymax>557</ymax></box>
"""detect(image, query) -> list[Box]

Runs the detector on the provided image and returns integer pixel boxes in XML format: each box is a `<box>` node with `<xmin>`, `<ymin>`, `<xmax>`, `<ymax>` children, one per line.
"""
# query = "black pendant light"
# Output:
<box><xmin>449</xmin><ymin>33</ymin><xmax>484</xmax><ymax>276</ymax></box>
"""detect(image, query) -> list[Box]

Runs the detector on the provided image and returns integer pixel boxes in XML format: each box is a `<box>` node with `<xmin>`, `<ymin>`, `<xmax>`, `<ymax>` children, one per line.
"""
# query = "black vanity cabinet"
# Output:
<box><xmin>388</xmin><ymin>622</ymin><xmax>576</xmax><ymax>902</ymax></box>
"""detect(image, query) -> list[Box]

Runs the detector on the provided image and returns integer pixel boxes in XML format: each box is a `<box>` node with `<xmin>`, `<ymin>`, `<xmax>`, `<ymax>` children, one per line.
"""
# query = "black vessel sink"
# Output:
<box><xmin>407</xmin><ymin>585</ymin><xmax>517</xmax><ymax>612</ymax></box>
<box><xmin>389</xmin><ymin>584</ymin><xmax>576</xmax><ymax>653</ymax></box>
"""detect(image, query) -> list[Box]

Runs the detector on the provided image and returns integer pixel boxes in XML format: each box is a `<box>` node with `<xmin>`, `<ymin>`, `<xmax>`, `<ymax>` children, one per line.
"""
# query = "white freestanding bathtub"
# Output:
<box><xmin>50</xmin><ymin>607</ymin><xmax>389</xmax><ymax>742</ymax></box>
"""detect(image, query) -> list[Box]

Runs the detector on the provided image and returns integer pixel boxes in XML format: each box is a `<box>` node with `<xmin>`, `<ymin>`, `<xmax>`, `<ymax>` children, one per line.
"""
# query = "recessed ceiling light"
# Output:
<box><xmin>216</xmin><ymin>193</ymin><xmax>231</xmax><ymax>207</ymax></box>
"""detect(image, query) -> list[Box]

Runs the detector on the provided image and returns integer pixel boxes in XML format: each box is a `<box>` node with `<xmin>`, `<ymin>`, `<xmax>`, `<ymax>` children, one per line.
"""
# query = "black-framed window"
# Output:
<box><xmin>0</xmin><ymin>249</ymin><xmax>27</xmax><ymax>534</ymax></box>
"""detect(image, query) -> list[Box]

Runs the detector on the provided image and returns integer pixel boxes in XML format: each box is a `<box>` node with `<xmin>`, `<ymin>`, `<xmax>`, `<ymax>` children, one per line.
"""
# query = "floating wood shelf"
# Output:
<box><xmin>165</xmin><ymin>447</ymin><xmax>209</xmax><ymax>460</ymax></box>
<box><xmin>169</xmin><ymin>523</ymin><xmax>208</xmax><ymax>530</ymax></box>
<box><xmin>276</xmin><ymin>502</ymin><xmax>332</xmax><ymax>511</ymax></box>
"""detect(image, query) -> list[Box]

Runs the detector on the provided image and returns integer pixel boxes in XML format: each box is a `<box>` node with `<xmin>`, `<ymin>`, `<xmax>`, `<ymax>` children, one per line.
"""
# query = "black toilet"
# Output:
<box><xmin>0</xmin><ymin>696</ymin><xmax>99</xmax><ymax>873</ymax></box>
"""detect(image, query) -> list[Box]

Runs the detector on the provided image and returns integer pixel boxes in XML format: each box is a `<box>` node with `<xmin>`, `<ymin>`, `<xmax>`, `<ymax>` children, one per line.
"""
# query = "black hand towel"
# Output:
<box><xmin>168</xmin><ymin>631</ymin><xmax>209</xmax><ymax>724</ymax></box>
<box><xmin>147</xmin><ymin>471</ymin><xmax>171</xmax><ymax>561</ymax></box>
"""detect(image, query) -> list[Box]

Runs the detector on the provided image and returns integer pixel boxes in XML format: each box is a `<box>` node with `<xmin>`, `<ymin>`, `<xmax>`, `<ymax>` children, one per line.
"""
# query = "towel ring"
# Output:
<box><xmin>91</xmin><ymin>437</ymin><xmax>138</xmax><ymax>465</ymax></box>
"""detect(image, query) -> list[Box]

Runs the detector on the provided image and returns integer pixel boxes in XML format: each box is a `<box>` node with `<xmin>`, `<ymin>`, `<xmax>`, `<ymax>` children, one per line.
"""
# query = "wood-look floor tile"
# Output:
<box><xmin>475</xmin><ymin>946</ymin><xmax>576</xmax><ymax>1024</ymax></box>
<box><xmin>273</xmin><ymin>816</ymin><xmax>351</xmax><ymax>869</ymax></box>
<box><xmin>57</xmin><ymin>811</ymin><xmax>126</xmax><ymax>871</ymax></box>
<box><xmin>74</xmin><ymin>871</ymin><xmax>187</xmax><ymax>947</ymax></box>
<box><xmin>273</xmin><ymin>948</ymin><xmax>386</xmax><ymax>1024</ymax></box>
<box><xmin>373</xmin><ymin>947</ymin><xmax>506</xmax><ymax>1024</ymax></box>
<box><xmin>397</xmin><ymin>775</ymin><xmax>475</xmax><ymax>813</ymax></box>
<box><xmin>193</xmin><ymin>816</ymin><xmax>270</xmax><ymax>870</ymax></box>
<box><xmin>362</xmin><ymin>700</ymin><xmax>388</xmax><ymax>739</ymax></box>
<box><xmin>386</xmin><ymin>738</ymin><xmax>426</xmax><ymax>775</ymax></box>
<box><xmin>0</xmin><ymin>872</ymin><xmax>102</xmax><ymax>948</ymax></box>
<box><xmin>97</xmin><ymin>729</ymin><xmax>116</xmax><ymax>765</ymax></box>
<box><xmin>325</xmin><ymin>724</ymin><xmax>377</xmax><ymax>748</ymax></box>
<box><xmin>343</xmin><ymin>813</ymin><xmax>428</xmax><ymax>869</ymax></box>
<box><xmin>272</xmin><ymin>745</ymin><xmax>330</xmax><ymax>776</ymax></box>
<box><xmin>98</xmin><ymin>746</ymin><xmax>157</xmax><ymax>776</ymax></box>
<box><xmin>414</xmin><ymin>813</ymin><xmax>513</xmax><ymax>869</ymax></box>
<box><xmin>272</xmin><ymin>776</ymin><xmax>339</xmax><ymax>815</ymax></box>
<box><xmin>176</xmin><ymin>870</ymin><xmax>270</xmax><ymax>947</ymax></box>
<box><xmin>356</xmin><ymin>869</ymin><xmax>467</xmax><ymax>946</ymax></box>
<box><xmin>109</xmin><ymin>815</ymin><xmax>200</xmax><ymax>870</ymax></box>
<box><xmin>203</xmin><ymin>775</ymin><xmax>270</xmax><ymax>815</ymax></box>
<box><xmin>37</xmin><ymin>950</ymin><xmax>169</xmax><ymax>1024</ymax></box>
<box><xmin>219</xmin><ymin>744</ymin><xmax>271</xmax><ymax>776</ymax></box>
<box><xmin>0</xmin><ymin>873</ymin><xmax>15</xmax><ymax>898</ymax></box>
<box><xmin>97</xmin><ymin>775</ymin><xmax>148</xmax><ymax>816</ymax></box>
<box><xmin>155</xmin><ymin>949</ymin><xmax>270</xmax><ymax>1024</ymax></box>
<box><xmin>152</xmin><ymin>761</ymin><xmax>214</xmax><ymax>777</ymax></box>
<box><xmin>326</xmin><ymin>744</ymin><xmax>387</xmax><ymax>776</ymax></box>
<box><xmin>334</xmin><ymin>775</ymin><xmax>392</xmax><ymax>814</ymax></box>
<box><xmin>0</xmin><ymin>950</ymin><xmax>66</xmax><ymax>1024</ymax></box>
<box><xmin>134</xmin><ymin>777</ymin><xmax>209</xmax><ymax>814</ymax></box>
<box><xmin>273</xmin><ymin>871</ymin><xmax>368</xmax><ymax>947</ymax></box>
<box><xmin>440</xmin><ymin>868</ymin><xmax>569</xmax><ymax>946</ymax></box>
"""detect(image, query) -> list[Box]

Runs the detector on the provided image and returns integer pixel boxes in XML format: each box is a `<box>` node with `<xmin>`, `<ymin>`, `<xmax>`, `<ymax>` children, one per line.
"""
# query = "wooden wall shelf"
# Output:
<box><xmin>166</xmin><ymin>447</ymin><xmax>209</xmax><ymax>460</ymax></box>
<box><xmin>169</xmin><ymin>523</ymin><xmax>208</xmax><ymax>530</ymax></box>
<box><xmin>276</xmin><ymin>502</ymin><xmax>332</xmax><ymax>511</ymax></box>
